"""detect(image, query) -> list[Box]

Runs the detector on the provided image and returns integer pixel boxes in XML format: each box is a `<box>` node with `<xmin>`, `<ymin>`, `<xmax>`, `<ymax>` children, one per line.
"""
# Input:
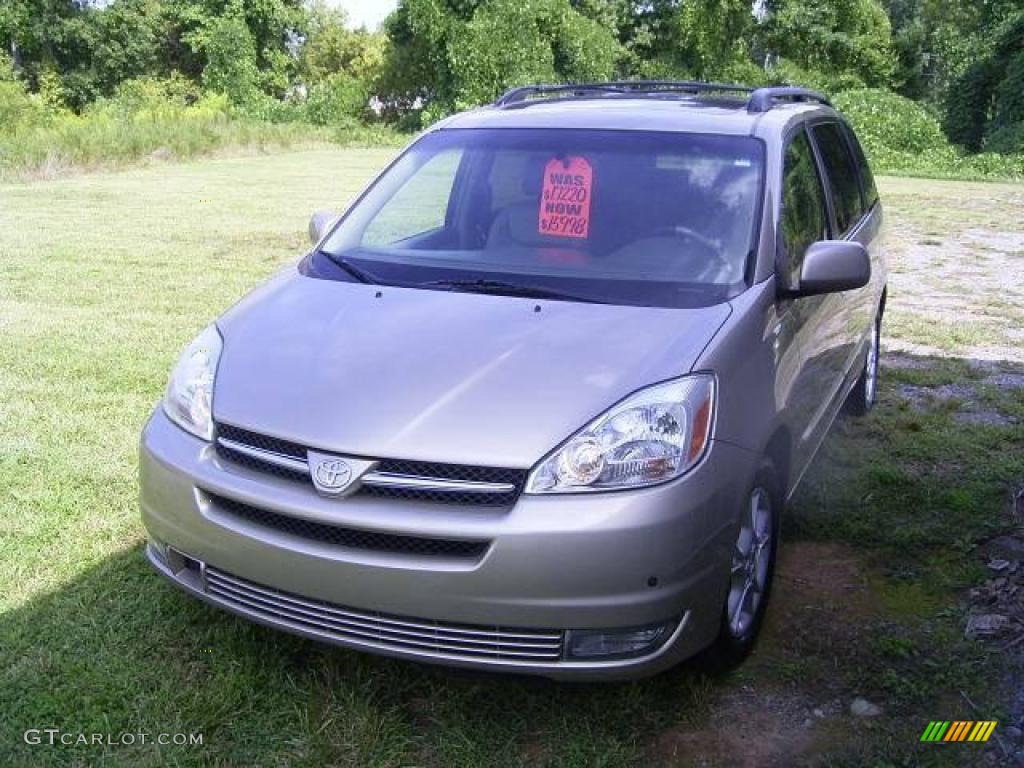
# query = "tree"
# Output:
<box><xmin>165</xmin><ymin>0</ymin><xmax>306</xmax><ymax>98</ymax></box>
<box><xmin>0</xmin><ymin>0</ymin><xmax>162</xmax><ymax>108</ymax></box>
<box><xmin>882</xmin><ymin>0</ymin><xmax>927</xmax><ymax>98</ymax></box>
<box><xmin>667</xmin><ymin>0</ymin><xmax>759</xmax><ymax>79</ymax></box>
<box><xmin>879</xmin><ymin>0</ymin><xmax>1023</xmax><ymax>103</ymax></box>
<box><xmin>380</xmin><ymin>0</ymin><xmax>622</xmax><ymax>123</ymax></box>
<box><xmin>760</xmin><ymin>0</ymin><xmax>897</xmax><ymax>88</ymax></box>
<box><xmin>0</xmin><ymin>0</ymin><xmax>307</xmax><ymax>109</ymax></box>
<box><xmin>942</xmin><ymin>9</ymin><xmax>1024</xmax><ymax>151</ymax></box>
<box><xmin>566</xmin><ymin>0</ymin><xmax>758</xmax><ymax>81</ymax></box>
<box><xmin>301</xmin><ymin>1</ymin><xmax>386</xmax><ymax>85</ymax></box>
<box><xmin>188</xmin><ymin>1</ymin><xmax>261</xmax><ymax>104</ymax></box>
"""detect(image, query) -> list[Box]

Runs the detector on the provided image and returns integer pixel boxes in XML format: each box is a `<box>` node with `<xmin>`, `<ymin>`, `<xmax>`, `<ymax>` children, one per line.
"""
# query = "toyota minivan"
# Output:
<box><xmin>141</xmin><ymin>81</ymin><xmax>887</xmax><ymax>680</ymax></box>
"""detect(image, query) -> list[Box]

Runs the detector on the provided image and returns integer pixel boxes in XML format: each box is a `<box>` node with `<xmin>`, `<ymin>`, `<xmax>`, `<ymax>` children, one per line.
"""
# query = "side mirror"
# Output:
<box><xmin>793</xmin><ymin>240</ymin><xmax>870</xmax><ymax>297</ymax></box>
<box><xmin>308</xmin><ymin>210</ymin><xmax>340</xmax><ymax>246</ymax></box>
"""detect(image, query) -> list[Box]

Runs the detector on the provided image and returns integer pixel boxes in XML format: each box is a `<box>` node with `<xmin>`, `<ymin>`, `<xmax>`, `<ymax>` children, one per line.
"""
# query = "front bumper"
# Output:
<box><xmin>140</xmin><ymin>408</ymin><xmax>758</xmax><ymax>680</ymax></box>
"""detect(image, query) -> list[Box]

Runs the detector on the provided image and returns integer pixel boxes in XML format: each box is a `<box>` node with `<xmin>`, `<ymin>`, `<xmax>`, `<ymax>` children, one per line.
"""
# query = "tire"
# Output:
<box><xmin>845</xmin><ymin>310</ymin><xmax>881</xmax><ymax>417</ymax></box>
<box><xmin>701</xmin><ymin>461</ymin><xmax>782</xmax><ymax>672</ymax></box>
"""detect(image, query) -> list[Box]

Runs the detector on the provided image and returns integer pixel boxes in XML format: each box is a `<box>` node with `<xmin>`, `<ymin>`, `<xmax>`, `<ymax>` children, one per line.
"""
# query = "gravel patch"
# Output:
<box><xmin>972</xmin><ymin>530</ymin><xmax>1024</xmax><ymax>765</ymax></box>
<box><xmin>985</xmin><ymin>372</ymin><xmax>1024</xmax><ymax>390</ymax></box>
<box><xmin>881</xmin><ymin>353</ymin><xmax>937</xmax><ymax>371</ymax></box>
<box><xmin>886</xmin><ymin>219</ymin><xmax>1024</xmax><ymax>363</ymax></box>
<box><xmin>963</xmin><ymin>229</ymin><xmax>1024</xmax><ymax>253</ymax></box>
<box><xmin>899</xmin><ymin>383</ymin><xmax>975</xmax><ymax>410</ymax></box>
<box><xmin>955</xmin><ymin>411</ymin><xmax>1017</xmax><ymax>427</ymax></box>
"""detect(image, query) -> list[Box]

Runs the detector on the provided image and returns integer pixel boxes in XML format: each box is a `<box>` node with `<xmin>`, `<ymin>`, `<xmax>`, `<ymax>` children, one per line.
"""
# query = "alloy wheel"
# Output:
<box><xmin>865</xmin><ymin>316</ymin><xmax>880</xmax><ymax>406</ymax></box>
<box><xmin>727</xmin><ymin>487</ymin><xmax>774</xmax><ymax>638</ymax></box>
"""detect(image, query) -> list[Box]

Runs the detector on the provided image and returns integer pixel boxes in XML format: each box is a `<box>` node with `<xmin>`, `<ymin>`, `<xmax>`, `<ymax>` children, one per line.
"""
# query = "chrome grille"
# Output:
<box><xmin>210</xmin><ymin>494</ymin><xmax>489</xmax><ymax>559</ymax></box>
<box><xmin>218</xmin><ymin>423</ymin><xmax>305</xmax><ymax>459</ymax></box>
<box><xmin>214</xmin><ymin>423</ymin><xmax>526</xmax><ymax>506</ymax></box>
<box><xmin>216</xmin><ymin>424</ymin><xmax>309</xmax><ymax>483</ymax></box>
<box><xmin>203</xmin><ymin>567</ymin><xmax>565</xmax><ymax>661</ymax></box>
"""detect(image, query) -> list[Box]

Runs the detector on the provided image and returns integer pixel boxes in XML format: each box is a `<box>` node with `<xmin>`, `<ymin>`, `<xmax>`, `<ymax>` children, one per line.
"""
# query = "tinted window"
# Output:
<box><xmin>843</xmin><ymin>124</ymin><xmax>878</xmax><ymax>208</ymax></box>
<box><xmin>780</xmin><ymin>131</ymin><xmax>829</xmax><ymax>288</ymax></box>
<box><xmin>318</xmin><ymin>129</ymin><xmax>766</xmax><ymax>308</ymax></box>
<box><xmin>811</xmin><ymin>122</ymin><xmax>863</xmax><ymax>234</ymax></box>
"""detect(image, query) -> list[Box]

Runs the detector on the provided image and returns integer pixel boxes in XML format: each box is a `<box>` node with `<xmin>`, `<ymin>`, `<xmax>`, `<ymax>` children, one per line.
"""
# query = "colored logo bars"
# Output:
<box><xmin>920</xmin><ymin>721</ymin><xmax>998</xmax><ymax>743</ymax></box>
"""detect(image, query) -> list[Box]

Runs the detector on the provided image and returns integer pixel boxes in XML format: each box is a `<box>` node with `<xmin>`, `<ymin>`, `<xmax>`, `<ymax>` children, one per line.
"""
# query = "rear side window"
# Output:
<box><xmin>811</xmin><ymin>122</ymin><xmax>863</xmax><ymax>234</ymax></box>
<box><xmin>780</xmin><ymin>131</ymin><xmax>829</xmax><ymax>288</ymax></box>
<box><xmin>843</xmin><ymin>124</ymin><xmax>878</xmax><ymax>208</ymax></box>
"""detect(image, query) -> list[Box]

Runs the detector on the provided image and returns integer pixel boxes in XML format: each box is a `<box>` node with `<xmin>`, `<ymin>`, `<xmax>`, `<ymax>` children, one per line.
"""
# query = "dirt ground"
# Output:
<box><xmin>651</xmin><ymin>543</ymin><xmax>880</xmax><ymax>767</ymax></box>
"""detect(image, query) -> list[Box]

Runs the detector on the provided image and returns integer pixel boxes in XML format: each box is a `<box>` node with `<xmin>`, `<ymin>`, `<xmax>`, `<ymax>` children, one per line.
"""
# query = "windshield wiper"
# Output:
<box><xmin>419</xmin><ymin>279</ymin><xmax>606</xmax><ymax>304</ymax></box>
<box><xmin>318</xmin><ymin>250</ymin><xmax>382</xmax><ymax>285</ymax></box>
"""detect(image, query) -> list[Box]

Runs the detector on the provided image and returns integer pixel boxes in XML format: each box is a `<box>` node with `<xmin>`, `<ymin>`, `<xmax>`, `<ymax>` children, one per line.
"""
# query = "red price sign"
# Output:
<box><xmin>538</xmin><ymin>156</ymin><xmax>593</xmax><ymax>239</ymax></box>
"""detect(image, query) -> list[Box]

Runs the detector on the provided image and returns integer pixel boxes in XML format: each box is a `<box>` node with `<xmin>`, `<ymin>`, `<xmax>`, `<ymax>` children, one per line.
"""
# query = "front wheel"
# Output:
<box><xmin>846</xmin><ymin>310</ymin><xmax>881</xmax><ymax>416</ymax></box>
<box><xmin>701</xmin><ymin>463</ymin><xmax>781</xmax><ymax>670</ymax></box>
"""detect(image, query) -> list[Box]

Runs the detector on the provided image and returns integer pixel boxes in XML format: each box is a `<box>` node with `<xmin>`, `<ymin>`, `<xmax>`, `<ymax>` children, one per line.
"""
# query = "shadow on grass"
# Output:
<box><xmin>1</xmin><ymin>353</ymin><xmax>1021</xmax><ymax>768</ymax></box>
<box><xmin>0</xmin><ymin>543</ymin><xmax>719</xmax><ymax>768</ymax></box>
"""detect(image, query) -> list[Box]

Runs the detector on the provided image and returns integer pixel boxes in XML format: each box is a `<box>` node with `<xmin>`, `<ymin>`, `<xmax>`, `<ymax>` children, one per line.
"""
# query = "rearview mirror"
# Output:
<box><xmin>793</xmin><ymin>240</ymin><xmax>870</xmax><ymax>297</ymax></box>
<box><xmin>308</xmin><ymin>210</ymin><xmax>340</xmax><ymax>246</ymax></box>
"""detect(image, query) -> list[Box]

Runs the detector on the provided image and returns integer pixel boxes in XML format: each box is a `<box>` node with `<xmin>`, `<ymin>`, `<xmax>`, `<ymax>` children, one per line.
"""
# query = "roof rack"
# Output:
<box><xmin>746</xmin><ymin>86</ymin><xmax>831</xmax><ymax>113</ymax></box>
<box><xmin>493</xmin><ymin>81</ymin><xmax>834</xmax><ymax>113</ymax></box>
<box><xmin>493</xmin><ymin>80</ymin><xmax>754</xmax><ymax>107</ymax></box>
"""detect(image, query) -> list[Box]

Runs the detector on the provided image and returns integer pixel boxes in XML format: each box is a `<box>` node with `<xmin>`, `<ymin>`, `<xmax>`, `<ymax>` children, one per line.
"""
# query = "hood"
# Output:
<box><xmin>214</xmin><ymin>271</ymin><xmax>731</xmax><ymax>467</ymax></box>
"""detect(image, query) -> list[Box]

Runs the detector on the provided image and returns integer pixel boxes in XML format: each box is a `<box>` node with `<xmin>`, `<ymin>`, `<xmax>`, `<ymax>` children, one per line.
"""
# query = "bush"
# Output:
<box><xmin>0</xmin><ymin>52</ymin><xmax>16</xmax><ymax>82</ymax></box>
<box><xmin>99</xmin><ymin>75</ymin><xmax>201</xmax><ymax>118</ymax></box>
<box><xmin>0</xmin><ymin>78</ymin><xmax>327</xmax><ymax>178</ymax></box>
<box><xmin>833</xmin><ymin>88</ymin><xmax>1024</xmax><ymax>180</ymax></box>
<box><xmin>0</xmin><ymin>73</ymin><xmax>406</xmax><ymax>179</ymax></box>
<box><xmin>0</xmin><ymin>78</ymin><xmax>50</xmax><ymax>135</ymax></box>
<box><xmin>768</xmin><ymin>59</ymin><xmax>867</xmax><ymax>93</ymax></box>
<box><xmin>305</xmin><ymin>73</ymin><xmax>369</xmax><ymax>127</ymax></box>
<box><xmin>241</xmin><ymin>94</ymin><xmax>308</xmax><ymax>124</ymax></box>
<box><xmin>984</xmin><ymin>122</ymin><xmax>1024</xmax><ymax>155</ymax></box>
<box><xmin>851</xmin><ymin>143</ymin><xmax>1024</xmax><ymax>181</ymax></box>
<box><xmin>833</xmin><ymin>88</ymin><xmax>946</xmax><ymax>154</ymax></box>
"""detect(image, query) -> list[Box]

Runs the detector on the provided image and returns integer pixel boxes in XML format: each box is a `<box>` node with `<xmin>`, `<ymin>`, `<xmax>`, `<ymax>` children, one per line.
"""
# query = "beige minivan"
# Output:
<box><xmin>141</xmin><ymin>81</ymin><xmax>886</xmax><ymax>680</ymax></box>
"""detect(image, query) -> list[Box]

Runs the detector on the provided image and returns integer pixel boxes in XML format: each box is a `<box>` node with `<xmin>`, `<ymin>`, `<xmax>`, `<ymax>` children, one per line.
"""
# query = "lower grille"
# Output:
<box><xmin>210</xmin><ymin>494</ymin><xmax>489</xmax><ymax>560</ymax></box>
<box><xmin>203</xmin><ymin>567</ymin><xmax>565</xmax><ymax>661</ymax></box>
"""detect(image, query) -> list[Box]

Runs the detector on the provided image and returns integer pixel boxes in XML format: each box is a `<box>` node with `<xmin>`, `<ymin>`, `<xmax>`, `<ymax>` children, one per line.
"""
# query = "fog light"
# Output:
<box><xmin>566</xmin><ymin>620</ymin><xmax>676</xmax><ymax>660</ymax></box>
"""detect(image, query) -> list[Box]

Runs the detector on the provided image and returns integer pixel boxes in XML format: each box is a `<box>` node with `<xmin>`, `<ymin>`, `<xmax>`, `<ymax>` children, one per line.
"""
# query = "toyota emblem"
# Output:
<box><xmin>313</xmin><ymin>458</ymin><xmax>353</xmax><ymax>495</ymax></box>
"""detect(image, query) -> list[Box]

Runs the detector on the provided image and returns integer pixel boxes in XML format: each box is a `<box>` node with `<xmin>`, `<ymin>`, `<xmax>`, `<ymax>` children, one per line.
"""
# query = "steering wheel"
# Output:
<box><xmin>647</xmin><ymin>225</ymin><xmax>730</xmax><ymax>271</ymax></box>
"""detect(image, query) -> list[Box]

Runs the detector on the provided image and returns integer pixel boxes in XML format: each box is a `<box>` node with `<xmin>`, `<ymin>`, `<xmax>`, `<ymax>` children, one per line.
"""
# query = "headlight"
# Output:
<box><xmin>162</xmin><ymin>324</ymin><xmax>222</xmax><ymax>441</ymax></box>
<box><xmin>525</xmin><ymin>374</ymin><xmax>715</xmax><ymax>493</ymax></box>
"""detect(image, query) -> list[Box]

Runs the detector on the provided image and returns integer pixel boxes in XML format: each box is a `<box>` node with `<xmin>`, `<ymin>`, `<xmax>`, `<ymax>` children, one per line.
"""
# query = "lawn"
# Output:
<box><xmin>1</xmin><ymin>149</ymin><xmax>1022</xmax><ymax>767</ymax></box>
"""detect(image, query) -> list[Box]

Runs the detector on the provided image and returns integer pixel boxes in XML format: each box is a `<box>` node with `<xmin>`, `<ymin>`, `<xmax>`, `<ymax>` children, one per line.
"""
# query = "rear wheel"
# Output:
<box><xmin>846</xmin><ymin>310</ymin><xmax>881</xmax><ymax>416</ymax></box>
<box><xmin>702</xmin><ymin>462</ymin><xmax>781</xmax><ymax>670</ymax></box>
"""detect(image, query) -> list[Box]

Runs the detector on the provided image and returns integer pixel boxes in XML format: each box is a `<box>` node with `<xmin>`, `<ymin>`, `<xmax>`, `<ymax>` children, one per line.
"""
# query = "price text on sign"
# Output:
<box><xmin>538</xmin><ymin>156</ymin><xmax>593</xmax><ymax>239</ymax></box>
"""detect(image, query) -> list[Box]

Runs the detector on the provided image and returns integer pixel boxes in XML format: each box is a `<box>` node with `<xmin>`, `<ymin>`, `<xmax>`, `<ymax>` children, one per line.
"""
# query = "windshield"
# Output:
<box><xmin>314</xmin><ymin>128</ymin><xmax>764</xmax><ymax>308</ymax></box>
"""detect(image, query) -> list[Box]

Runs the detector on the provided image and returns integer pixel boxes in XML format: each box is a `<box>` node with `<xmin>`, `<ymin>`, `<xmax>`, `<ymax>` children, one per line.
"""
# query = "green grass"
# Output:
<box><xmin>1</xmin><ymin>153</ymin><xmax>1022</xmax><ymax>766</ymax></box>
